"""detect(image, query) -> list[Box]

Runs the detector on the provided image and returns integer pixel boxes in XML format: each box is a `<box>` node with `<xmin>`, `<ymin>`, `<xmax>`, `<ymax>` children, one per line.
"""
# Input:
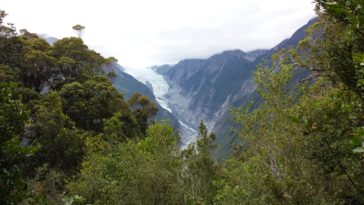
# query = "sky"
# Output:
<box><xmin>2</xmin><ymin>0</ymin><xmax>316</xmax><ymax>68</ymax></box>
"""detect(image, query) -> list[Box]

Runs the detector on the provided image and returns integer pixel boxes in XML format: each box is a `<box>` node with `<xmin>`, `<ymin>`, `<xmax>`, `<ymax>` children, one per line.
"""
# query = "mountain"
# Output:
<box><xmin>153</xmin><ymin>18</ymin><xmax>316</xmax><ymax>160</ymax></box>
<box><xmin>103</xmin><ymin>63</ymin><xmax>180</xmax><ymax>129</ymax></box>
<box><xmin>39</xmin><ymin>34</ymin><xmax>59</xmax><ymax>45</ymax></box>
<box><xmin>154</xmin><ymin>50</ymin><xmax>260</xmax><ymax>159</ymax></box>
<box><xmin>103</xmin><ymin>63</ymin><xmax>153</xmax><ymax>99</ymax></box>
<box><xmin>155</xmin><ymin>49</ymin><xmax>258</xmax><ymax>129</ymax></box>
<box><xmin>246</xmin><ymin>49</ymin><xmax>270</xmax><ymax>60</ymax></box>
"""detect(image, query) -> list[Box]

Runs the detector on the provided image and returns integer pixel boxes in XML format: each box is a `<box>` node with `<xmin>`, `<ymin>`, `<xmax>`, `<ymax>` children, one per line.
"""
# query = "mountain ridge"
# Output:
<box><xmin>148</xmin><ymin>18</ymin><xmax>316</xmax><ymax>159</ymax></box>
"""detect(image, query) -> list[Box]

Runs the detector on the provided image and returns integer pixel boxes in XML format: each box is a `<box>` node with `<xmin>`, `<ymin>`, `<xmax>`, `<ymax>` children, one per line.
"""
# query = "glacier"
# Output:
<box><xmin>124</xmin><ymin>67</ymin><xmax>198</xmax><ymax>147</ymax></box>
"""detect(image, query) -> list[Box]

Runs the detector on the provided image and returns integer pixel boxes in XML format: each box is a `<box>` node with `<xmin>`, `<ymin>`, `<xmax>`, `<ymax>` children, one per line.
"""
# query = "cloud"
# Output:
<box><xmin>2</xmin><ymin>0</ymin><xmax>316</xmax><ymax>68</ymax></box>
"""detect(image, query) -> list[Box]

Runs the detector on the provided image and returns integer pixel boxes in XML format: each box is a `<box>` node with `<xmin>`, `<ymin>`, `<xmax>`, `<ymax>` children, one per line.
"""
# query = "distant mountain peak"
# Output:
<box><xmin>38</xmin><ymin>34</ymin><xmax>59</xmax><ymax>45</ymax></box>
<box><xmin>147</xmin><ymin>18</ymin><xmax>316</xmax><ymax>160</ymax></box>
<box><xmin>151</xmin><ymin>64</ymin><xmax>172</xmax><ymax>75</ymax></box>
<box><xmin>211</xmin><ymin>49</ymin><xmax>245</xmax><ymax>58</ymax></box>
<box><xmin>246</xmin><ymin>49</ymin><xmax>269</xmax><ymax>60</ymax></box>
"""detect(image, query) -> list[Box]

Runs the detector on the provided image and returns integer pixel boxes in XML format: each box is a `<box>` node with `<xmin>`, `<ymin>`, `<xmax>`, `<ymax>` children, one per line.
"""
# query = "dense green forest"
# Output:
<box><xmin>1</xmin><ymin>0</ymin><xmax>363</xmax><ymax>204</ymax></box>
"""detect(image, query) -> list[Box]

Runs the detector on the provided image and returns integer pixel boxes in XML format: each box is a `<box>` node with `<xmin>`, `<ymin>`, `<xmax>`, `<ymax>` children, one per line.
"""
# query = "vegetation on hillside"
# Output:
<box><xmin>0</xmin><ymin>0</ymin><xmax>363</xmax><ymax>204</ymax></box>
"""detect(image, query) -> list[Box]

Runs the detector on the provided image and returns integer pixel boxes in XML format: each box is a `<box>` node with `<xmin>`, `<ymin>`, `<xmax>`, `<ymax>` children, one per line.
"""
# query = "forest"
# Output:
<box><xmin>0</xmin><ymin>0</ymin><xmax>363</xmax><ymax>204</ymax></box>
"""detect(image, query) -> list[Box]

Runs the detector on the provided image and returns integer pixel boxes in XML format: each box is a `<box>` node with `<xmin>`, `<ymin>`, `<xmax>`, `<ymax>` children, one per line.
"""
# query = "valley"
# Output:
<box><xmin>118</xmin><ymin>18</ymin><xmax>315</xmax><ymax>159</ymax></box>
<box><xmin>2</xmin><ymin>1</ymin><xmax>363</xmax><ymax>203</ymax></box>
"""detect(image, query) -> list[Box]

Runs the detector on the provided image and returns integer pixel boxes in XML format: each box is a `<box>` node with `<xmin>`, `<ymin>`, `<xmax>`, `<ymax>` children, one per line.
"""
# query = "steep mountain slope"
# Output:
<box><xmin>104</xmin><ymin>63</ymin><xmax>154</xmax><ymax>99</ymax></box>
<box><xmin>103</xmin><ymin>63</ymin><xmax>180</xmax><ymax>129</ymax></box>
<box><xmin>122</xmin><ymin>66</ymin><xmax>198</xmax><ymax>146</ymax></box>
<box><xmin>155</xmin><ymin>50</ymin><xmax>259</xmax><ymax>131</ymax></box>
<box><xmin>154</xmin><ymin>50</ymin><xmax>260</xmax><ymax>158</ymax></box>
<box><xmin>155</xmin><ymin>18</ymin><xmax>316</xmax><ymax>160</ymax></box>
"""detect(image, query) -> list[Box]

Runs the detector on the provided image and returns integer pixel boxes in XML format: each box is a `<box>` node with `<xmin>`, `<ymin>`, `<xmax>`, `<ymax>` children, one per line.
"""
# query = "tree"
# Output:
<box><xmin>72</xmin><ymin>24</ymin><xmax>85</xmax><ymax>38</ymax></box>
<box><xmin>52</xmin><ymin>37</ymin><xmax>105</xmax><ymax>84</ymax></box>
<box><xmin>30</xmin><ymin>93</ymin><xmax>85</xmax><ymax>174</ymax></box>
<box><xmin>182</xmin><ymin>121</ymin><xmax>217</xmax><ymax>204</ymax></box>
<box><xmin>103</xmin><ymin>111</ymin><xmax>142</xmax><ymax>143</ymax></box>
<box><xmin>308</xmin><ymin>0</ymin><xmax>364</xmax><ymax>98</ymax></box>
<box><xmin>68</xmin><ymin>122</ymin><xmax>185</xmax><ymax>205</ymax></box>
<box><xmin>216</xmin><ymin>57</ymin><xmax>331</xmax><ymax>204</ymax></box>
<box><xmin>60</xmin><ymin>77</ymin><xmax>128</xmax><ymax>131</ymax></box>
<box><xmin>22</xmin><ymin>49</ymin><xmax>57</xmax><ymax>92</ymax></box>
<box><xmin>0</xmin><ymin>64</ymin><xmax>16</xmax><ymax>82</ymax></box>
<box><xmin>310</xmin><ymin>0</ymin><xmax>364</xmax><ymax>162</ymax></box>
<box><xmin>216</xmin><ymin>45</ymin><xmax>364</xmax><ymax>204</ymax></box>
<box><xmin>128</xmin><ymin>93</ymin><xmax>158</xmax><ymax>135</ymax></box>
<box><xmin>0</xmin><ymin>82</ymin><xmax>34</xmax><ymax>204</ymax></box>
<box><xmin>0</xmin><ymin>10</ymin><xmax>16</xmax><ymax>38</ymax></box>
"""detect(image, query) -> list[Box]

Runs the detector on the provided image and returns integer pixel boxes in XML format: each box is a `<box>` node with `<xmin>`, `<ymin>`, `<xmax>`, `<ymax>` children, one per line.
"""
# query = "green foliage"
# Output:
<box><xmin>316</xmin><ymin>0</ymin><xmax>363</xmax><ymax>35</ymax></box>
<box><xmin>60</xmin><ymin>77</ymin><xmax>128</xmax><ymax>131</ymax></box>
<box><xmin>0</xmin><ymin>64</ymin><xmax>17</xmax><ymax>82</ymax></box>
<box><xmin>3</xmin><ymin>2</ymin><xmax>364</xmax><ymax>204</ymax></box>
<box><xmin>182</xmin><ymin>121</ymin><xmax>217</xmax><ymax>204</ymax></box>
<box><xmin>0</xmin><ymin>10</ymin><xmax>16</xmax><ymax>38</ymax></box>
<box><xmin>312</xmin><ymin>0</ymin><xmax>364</xmax><ymax>97</ymax></box>
<box><xmin>215</xmin><ymin>156</ymin><xmax>270</xmax><ymax>205</ymax></box>
<box><xmin>320</xmin><ymin>0</ymin><xmax>364</xmax><ymax>163</ymax></box>
<box><xmin>1</xmin><ymin>11</ymin><xmax>175</xmax><ymax>204</ymax></box>
<box><xmin>31</xmin><ymin>92</ymin><xmax>85</xmax><ymax>173</ymax></box>
<box><xmin>0</xmin><ymin>82</ymin><xmax>34</xmax><ymax>204</ymax></box>
<box><xmin>22</xmin><ymin>49</ymin><xmax>57</xmax><ymax>92</ymax></box>
<box><xmin>219</xmin><ymin>45</ymin><xmax>364</xmax><ymax>204</ymax></box>
<box><xmin>52</xmin><ymin>37</ymin><xmax>105</xmax><ymax>84</ymax></box>
<box><xmin>217</xmin><ymin>59</ymin><xmax>329</xmax><ymax>204</ymax></box>
<box><xmin>297</xmin><ymin>83</ymin><xmax>364</xmax><ymax>203</ymax></box>
<box><xmin>103</xmin><ymin>111</ymin><xmax>142</xmax><ymax>143</ymax></box>
<box><xmin>352</xmin><ymin>127</ymin><xmax>364</xmax><ymax>154</ymax></box>
<box><xmin>72</xmin><ymin>24</ymin><xmax>85</xmax><ymax>38</ymax></box>
<box><xmin>25</xmin><ymin>164</ymin><xmax>69</xmax><ymax>205</ymax></box>
<box><xmin>128</xmin><ymin>93</ymin><xmax>158</xmax><ymax>134</ymax></box>
<box><xmin>68</xmin><ymin>122</ymin><xmax>185</xmax><ymax>205</ymax></box>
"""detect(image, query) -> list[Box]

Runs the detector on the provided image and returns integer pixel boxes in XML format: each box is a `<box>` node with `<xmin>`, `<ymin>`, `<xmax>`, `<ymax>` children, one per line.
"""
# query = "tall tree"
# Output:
<box><xmin>182</xmin><ymin>121</ymin><xmax>217</xmax><ymax>204</ymax></box>
<box><xmin>72</xmin><ymin>24</ymin><xmax>85</xmax><ymax>38</ymax></box>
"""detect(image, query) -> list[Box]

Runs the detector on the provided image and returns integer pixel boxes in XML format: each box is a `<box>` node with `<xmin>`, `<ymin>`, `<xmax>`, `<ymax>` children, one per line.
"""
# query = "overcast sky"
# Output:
<box><xmin>2</xmin><ymin>0</ymin><xmax>316</xmax><ymax>68</ymax></box>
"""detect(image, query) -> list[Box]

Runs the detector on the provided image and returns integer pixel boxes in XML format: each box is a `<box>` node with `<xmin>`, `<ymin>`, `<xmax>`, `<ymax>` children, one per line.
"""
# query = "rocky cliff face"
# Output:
<box><xmin>155</xmin><ymin>50</ymin><xmax>260</xmax><ymax>131</ymax></box>
<box><xmin>152</xmin><ymin>18</ymin><xmax>316</xmax><ymax>160</ymax></box>
<box><xmin>153</xmin><ymin>50</ymin><xmax>261</xmax><ymax>158</ymax></box>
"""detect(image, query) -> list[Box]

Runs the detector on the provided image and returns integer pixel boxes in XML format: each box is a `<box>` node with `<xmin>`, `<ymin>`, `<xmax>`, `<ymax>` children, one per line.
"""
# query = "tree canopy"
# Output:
<box><xmin>1</xmin><ymin>1</ymin><xmax>364</xmax><ymax>204</ymax></box>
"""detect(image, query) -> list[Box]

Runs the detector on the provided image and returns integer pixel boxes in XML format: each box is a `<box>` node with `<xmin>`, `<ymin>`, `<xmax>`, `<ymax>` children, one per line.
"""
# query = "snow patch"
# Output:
<box><xmin>124</xmin><ymin>67</ymin><xmax>198</xmax><ymax>147</ymax></box>
<box><xmin>124</xmin><ymin>67</ymin><xmax>173</xmax><ymax>113</ymax></box>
